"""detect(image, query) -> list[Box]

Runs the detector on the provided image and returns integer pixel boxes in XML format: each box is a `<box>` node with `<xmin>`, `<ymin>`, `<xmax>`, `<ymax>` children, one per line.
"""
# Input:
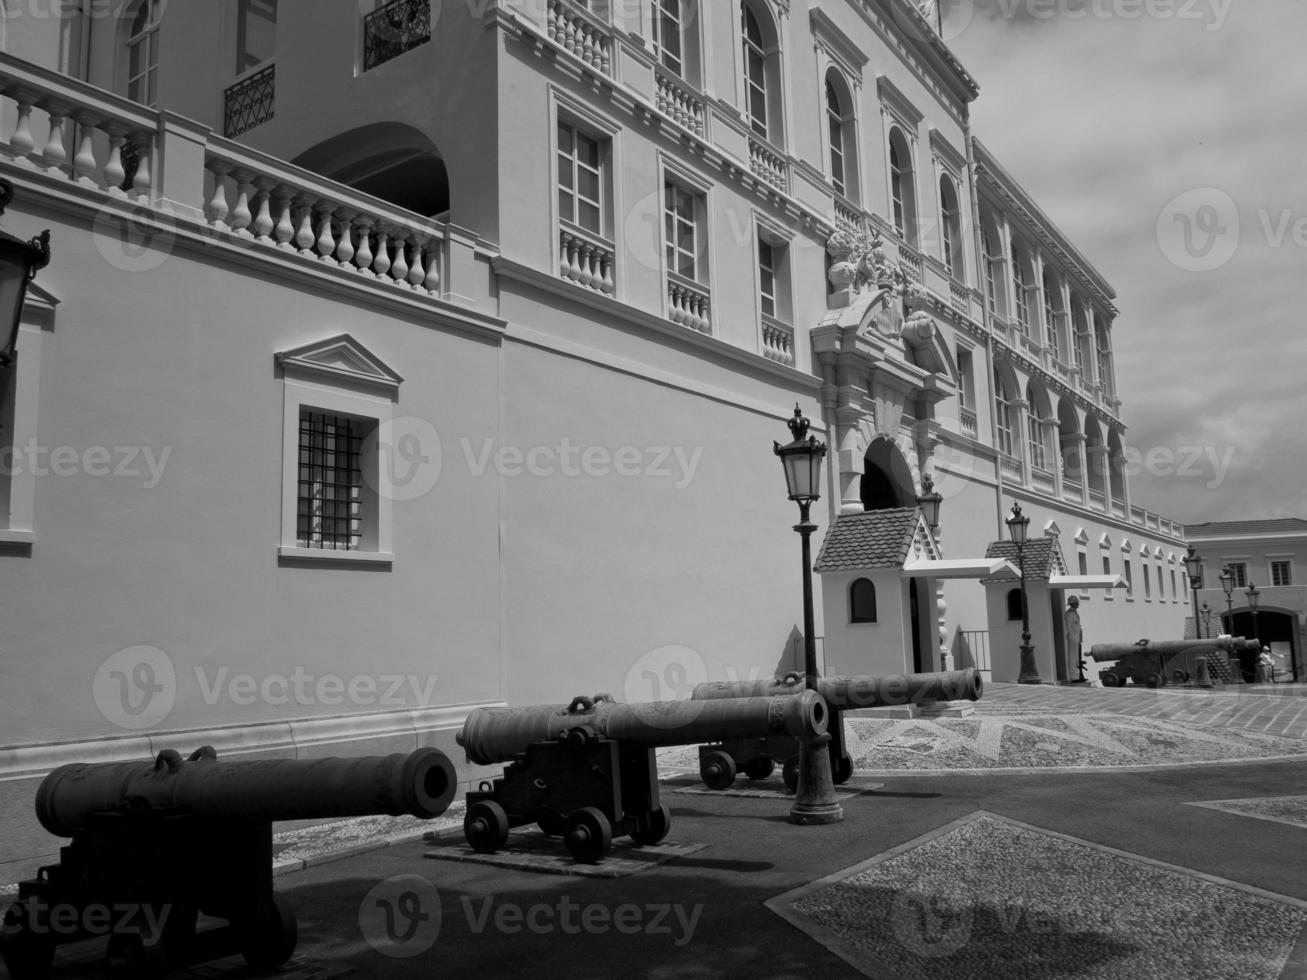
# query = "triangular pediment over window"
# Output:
<box><xmin>275</xmin><ymin>334</ymin><xmax>403</xmax><ymax>395</ymax></box>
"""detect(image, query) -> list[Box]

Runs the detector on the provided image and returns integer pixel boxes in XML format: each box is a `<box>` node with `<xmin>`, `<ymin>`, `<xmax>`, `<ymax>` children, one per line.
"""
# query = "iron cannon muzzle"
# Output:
<box><xmin>456</xmin><ymin>691</ymin><xmax>829</xmax><ymax>766</ymax></box>
<box><xmin>691</xmin><ymin>668</ymin><xmax>983</xmax><ymax>710</ymax></box>
<box><xmin>34</xmin><ymin>745</ymin><xmax>458</xmax><ymax>838</ymax></box>
<box><xmin>1089</xmin><ymin>636</ymin><xmax>1261</xmax><ymax>663</ymax></box>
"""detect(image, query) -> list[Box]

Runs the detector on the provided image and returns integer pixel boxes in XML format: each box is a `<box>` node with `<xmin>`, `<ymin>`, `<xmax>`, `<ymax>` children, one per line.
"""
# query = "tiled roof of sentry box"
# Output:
<box><xmin>982</xmin><ymin>539</ymin><xmax>1066</xmax><ymax>584</ymax></box>
<box><xmin>813</xmin><ymin>509</ymin><xmax>922</xmax><ymax>573</ymax></box>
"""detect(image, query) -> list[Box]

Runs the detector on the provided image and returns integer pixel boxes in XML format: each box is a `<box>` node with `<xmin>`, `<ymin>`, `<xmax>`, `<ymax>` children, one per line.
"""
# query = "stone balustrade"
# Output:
<box><xmin>960</xmin><ymin>407</ymin><xmax>978</xmax><ymax>438</ymax></box>
<box><xmin>761</xmin><ymin>317</ymin><xmax>794</xmax><ymax>366</ymax></box>
<box><xmin>558</xmin><ymin>225</ymin><xmax>614</xmax><ymax>295</ymax></box>
<box><xmin>654</xmin><ymin>68</ymin><xmax>705</xmax><ymax>137</ymax></box>
<box><xmin>949</xmin><ymin>279</ymin><xmax>969</xmax><ymax>315</ymax></box>
<box><xmin>747</xmin><ymin>137</ymin><xmax>788</xmax><ymax>193</ymax></box>
<box><xmin>203</xmin><ymin>140</ymin><xmax>443</xmax><ymax>294</ymax></box>
<box><xmin>833</xmin><ymin>197</ymin><xmax>864</xmax><ymax>236</ymax></box>
<box><xmin>999</xmin><ymin>455</ymin><xmax>1022</xmax><ymax>481</ymax></box>
<box><xmin>667</xmin><ymin>274</ymin><xmax>710</xmax><ymax>334</ymax></box>
<box><xmin>897</xmin><ymin>242</ymin><xmax>924</xmax><ymax>284</ymax></box>
<box><xmin>546</xmin><ymin>0</ymin><xmax>612</xmax><ymax>76</ymax></box>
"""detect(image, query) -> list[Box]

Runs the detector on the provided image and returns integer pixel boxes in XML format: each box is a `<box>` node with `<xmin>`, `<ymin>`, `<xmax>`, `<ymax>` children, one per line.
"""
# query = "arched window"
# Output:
<box><xmin>1006</xmin><ymin>588</ymin><xmax>1024</xmax><ymax>622</ymax></box>
<box><xmin>822</xmin><ymin>70</ymin><xmax>859</xmax><ymax>203</ymax></box>
<box><xmin>742</xmin><ymin>4</ymin><xmax>769</xmax><ymax>138</ymax></box>
<box><xmin>888</xmin><ymin>127</ymin><xmax>917</xmax><ymax>246</ymax></box>
<box><xmin>939</xmin><ymin>174</ymin><xmax>963</xmax><ymax>280</ymax></box>
<box><xmin>1042</xmin><ymin>268</ymin><xmax>1062</xmax><ymax>361</ymax></box>
<box><xmin>1011</xmin><ymin>242</ymin><xmax>1032</xmax><ymax>334</ymax></box>
<box><xmin>995</xmin><ymin>370</ymin><xmax>1016</xmax><ymax>458</ymax></box>
<box><xmin>125</xmin><ymin>0</ymin><xmax>162</xmax><ymax>106</ymax></box>
<box><xmin>981</xmin><ymin>227</ymin><xmax>999</xmax><ymax>317</ymax></box>
<box><xmin>1026</xmin><ymin>383</ymin><xmax>1051</xmax><ymax>472</ymax></box>
<box><xmin>850</xmin><ymin>578</ymin><xmax>878</xmax><ymax>623</ymax></box>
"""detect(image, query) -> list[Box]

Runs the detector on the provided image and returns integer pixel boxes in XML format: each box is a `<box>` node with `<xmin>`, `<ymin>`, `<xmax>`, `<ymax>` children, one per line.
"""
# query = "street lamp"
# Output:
<box><xmin>773</xmin><ymin>405</ymin><xmax>842</xmax><ymax>825</ymax></box>
<box><xmin>1219</xmin><ymin>566</ymin><xmax>1235</xmax><ymax>635</ymax></box>
<box><xmin>916</xmin><ymin>474</ymin><xmax>943</xmax><ymax>530</ymax></box>
<box><xmin>1183</xmin><ymin>547</ymin><xmax>1204</xmax><ymax>637</ymax></box>
<box><xmin>0</xmin><ymin>178</ymin><xmax>50</xmax><ymax>371</ymax></box>
<box><xmin>1246</xmin><ymin>582</ymin><xmax>1260</xmax><ymax>646</ymax></box>
<box><xmin>1006</xmin><ymin>502</ymin><xmax>1039</xmax><ymax>684</ymax></box>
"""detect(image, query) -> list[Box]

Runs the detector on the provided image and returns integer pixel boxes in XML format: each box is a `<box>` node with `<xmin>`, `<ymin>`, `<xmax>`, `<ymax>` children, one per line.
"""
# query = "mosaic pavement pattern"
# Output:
<box><xmin>658</xmin><ymin>714</ymin><xmax>1307</xmax><ymax>774</ymax></box>
<box><xmin>271</xmin><ymin>804</ymin><xmax>466</xmax><ymax>873</ymax></box>
<box><xmin>424</xmin><ymin>830</ymin><xmax>706</xmax><ymax>879</ymax></box>
<box><xmin>672</xmin><ymin>780</ymin><xmax>876</xmax><ymax>800</ymax></box>
<box><xmin>1187</xmin><ymin>796</ymin><xmax>1307</xmax><ymax>831</ymax></box>
<box><xmin>770</xmin><ymin>812</ymin><xmax>1307</xmax><ymax>980</ymax></box>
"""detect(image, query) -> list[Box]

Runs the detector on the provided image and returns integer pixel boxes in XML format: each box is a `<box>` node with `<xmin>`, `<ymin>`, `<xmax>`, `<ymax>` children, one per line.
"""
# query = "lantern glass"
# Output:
<box><xmin>1219</xmin><ymin>567</ymin><xmax>1234</xmax><ymax>597</ymax></box>
<box><xmin>778</xmin><ymin>443</ymin><xmax>823</xmax><ymax>503</ymax></box>
<box><xmin>1183</xmin><ymin>548</ymin><xmax>1202</xmax><ymax>580</ymax></box>
<box><xmin>1005</xmin><ymin>503</ymin><xmax>1029</xmax><ymax>546</ymax></box>
<box><xmin>0</xmin><ymin>235</ymin><xmax>37</xmax><ymax>363</ymax></box>
<box><xmin>1246</xmin><ymin>584</ymin><xmax>1260</xmax><ymax>611</ymax></box>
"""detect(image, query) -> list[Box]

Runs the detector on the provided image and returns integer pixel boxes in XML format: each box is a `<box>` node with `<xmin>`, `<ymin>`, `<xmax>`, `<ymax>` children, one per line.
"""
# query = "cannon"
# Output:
<box><xmin>456</xmin><ymin>691</ymin><xmax>827</xmax><ymax>863</ymax></box>
<box><xmin>690</xmin><ymin>668</ymin><xmax>984</xmax><ymax>792</ymax></box>
<box><xmin>1</xmin><ymin>746</ymin><xmax>457</xmax><ymax>980</ymax></box>
<box><xmin>1091</xmin><ymin>636</ymin><xmax>1262</xmax><ymax>687</ymax></box>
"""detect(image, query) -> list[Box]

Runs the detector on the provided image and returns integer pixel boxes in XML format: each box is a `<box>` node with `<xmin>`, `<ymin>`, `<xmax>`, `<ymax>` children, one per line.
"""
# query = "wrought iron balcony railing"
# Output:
<box><xmin>224</xmin><ymin>63</ymin><xmax>275</xmax><ymax>138</ymax></box>
<box><xmin>364</xmin><ymin>0</ymin><xmax>432</xmax><ymax>72</ymax></box>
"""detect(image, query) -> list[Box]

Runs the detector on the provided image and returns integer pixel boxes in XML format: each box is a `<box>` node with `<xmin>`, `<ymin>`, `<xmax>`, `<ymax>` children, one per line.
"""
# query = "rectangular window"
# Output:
<box><xmin>1027</xmin><ymin>417</ymin><xmax>1047</xmax><ymax>471</ymax></box>
<box><xmin>996</xmin><ymin>399</ymin><xmax>1014</xmax><ymax>459</ymax></box>
<box><xmin>1156</xmin><ymin>564</ymin><xmax>1165</xmax><ymax>600</ymax></box>
<box><xmin>1143</xmin><ymin>564</ymin><xmax>1151</xmax><ymax>599</ymax></box>
<box><xmin>664</xmin><ymin>182</ymin><xmax>699</xmax><ymax>281</ymax></box>
<box><xmin>237</xmin><ymin>0</ymin><xmax>278</xmax><ymax>75</ymax></box>
<box><xmin>1171</xmin><ymin>569</ymin><xmax>1177</xmax><ymax>600</ymax></box>
<box><xmin>1272</xmin><ymin>560</ymin><xmax>1293</xmax><ymax>587</ymax></box>
<box><xmin>957</xmin><ymin>350</ymin><xmax>973</xmax><ymax>410</ymax></box>
<box><xmin>297</xmin><ymin>410</ymin><xmax>364</xmax><ymax>551</ymax></box>
<box><xmin>558</xmin><ymin>122</ymin><xmax>603</xmax><ymax>235</ymax></box>
<box><xmin>1181</xmin><ymin>571</ymin><xmax>1189</xmax><ymax>601</ymax></box>
<box><xmin>1228</xmin><ymin>562</ymin><xmax>1248</xmax><ymax>588</ymax></box>
<box><xmin>759</xmin><ymin>241</ymin><xmax>776</xmax><ymax>319</ymax></box>
<box><xmin>1078</xmin><ymin>551</ymin><xmax>1088</xmax><ymax>576</ymax></box>
<box><xmin>652</xmin><ymin>0</ymin><xmax>684</xmax><ymax>76</ymax></box>
<box><xmin>1123</xmin><ymin>559</ymin><xmax>1133</xmax><ymax>597</ymax></box>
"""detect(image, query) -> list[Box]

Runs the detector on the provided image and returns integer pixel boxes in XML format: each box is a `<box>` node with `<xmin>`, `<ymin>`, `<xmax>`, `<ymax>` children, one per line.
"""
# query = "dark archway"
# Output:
<box><xmin>1225</xmin><ymin>609</ymin><xmax>1300</xmax><ymax>682</ymax></box>
<box><xmin>861</xmin><ymin>438</ymin><xmax>915</xmax><ymax>511</ymax></box>
<box><xmin>291</xmin><ymin>122</ymin><xmax>449</xmax><ymax>218</ymax></box>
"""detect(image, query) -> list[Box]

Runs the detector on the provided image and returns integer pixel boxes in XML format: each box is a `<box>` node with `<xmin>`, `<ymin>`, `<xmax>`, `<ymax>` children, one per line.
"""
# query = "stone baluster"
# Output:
<box><xmin>390</xmin><ymin>233</ymin><xmax>410</xmax><ymax>284</ymax></box>
<box><xmin>72</xmin><ymin>114</ymin><xmax>100</xmax><ymax>187</ymax></box>
<box><xmin>578</xmin><ymin>242</ymin><xmax>595</xmax><ymax>289</ymax></box>
<box><xmin>600</xmin><ymin>254</ymin><xmax>614</xmax><ymax>294</ymax></box>
<box><xmin>229</xmin><ymin>171</ymin><xmax>255</xmax><ymax>236</ymax></box>
<box><xmin>315</xmin><ymin>206</ymin><xmax>337</xmax><ymax>261</ymax></box>
<box><xmin>40</xmin><ymin>105</ymin><xmax>69</xmax><ymax>174</ymax></box>
<box><xmin>102</xmin><ymin>130</ymin><xmax>127</xmax><ymax>193</ymax></box>
<box><xmin>334</xmin><ymin>209</ymin><xmax>356</xmax><ymax>267</ymax></box>
<box><xmin>8</xmin><ymin>95</ymin><xmax>35</xmax><ymax>162</ymax></box>
<box><xmin>272</xmin><ymin>190</ymin><xmax>296</xmax><ymax>248</ymax></box>
<box><xmin>204</xmin><ymin>162</ymin><xmax>231</xmax><ymax>230</ymax></box>
<box><xmin>372</xmin><ymin>229</ymin><xmax>392</xmax><ymax>279</ymax></box>
<box><xmin>128</xmin><ymin>134</ymin><xmax>151</xmax><ymax>199</ymax></box>
<box><xmin>293</xmin><ymin>197</ymin><xmax>315</xmax><ymax>253</ymax></box>
<box><xmin>422</xmin><ymin>239</ymin><xmax>440</xmax><ymax>293</ymax></box>
<box><xmin>251</xmin><ymin>180</ymin><xmax>276</xmax><ymax>241</ymax></box>
<box><xmin>353</xmin><ymin>218</ymin><xmax>375</xmax><ymax>274</ymax></box>
<box><xmin>406</xmin><ymin>237</ymin><xmax>426</xmax><ymax>288</ymax></box>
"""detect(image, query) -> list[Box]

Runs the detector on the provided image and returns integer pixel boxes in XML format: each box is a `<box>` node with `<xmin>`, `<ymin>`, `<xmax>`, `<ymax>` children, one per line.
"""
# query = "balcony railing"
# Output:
<box><xmin>897</xmin><ymin>242</ymin><xmax>924</xmax><ymax>283</ymax></box>
<box><xmin>760</xmin><ymin>316</ymin><xmax>794</xmax><ymax>366</ymax></box>
<box><xmin>666</xmin><ymin>273</ymin><xmax>710</xmax><ymax>334</ymax></box>
<box><xmin>363</xmin><ymin>0</ymin><xmax>432</xmax><ymax>72</ymax></box>
<box><xmin>224</xmin><ymin>63</ymin><xmax>275</xmax><ymax>138</ymax></box>
<box><xmin>1032</xmin><ymin>467</ymin><xmax>1055</xmax><ymax>493</ymax></box>
<box><xmin>747</xmin><ymin>136</ymin><xmax>788</xmax><ymax>193</ymax></box>
<box><xmin>949</xmin><ymin>279</ymin><xmax>969</xmax><ymax>315</ymax></box>
<box><xmin>546</xmin><ymin>0</ymin><xmax>612</xmax><ymax>76</ymax></box>
<box><xmin>558</xmin><ymin>224</ymin><xmax>614</xmax><ymax>295</ymax></box>
<box><xmin>959</xmin><ymin>407</ymin><xmax>977</xmax><ymax>438</ymax></box>
<box><xmin>833</xmin><ymin>195</ymin><xmax>865</xmax><ymax>236</ymax></box>
<box><xmin>654</xmin><ymin>67</ymin><xmax>705</xmax><ymax>137</ymax></box>
<box><xmin>999</xmin><ymin>454</ymin><xmax>1022</xmax><ymax>482</ymax></box>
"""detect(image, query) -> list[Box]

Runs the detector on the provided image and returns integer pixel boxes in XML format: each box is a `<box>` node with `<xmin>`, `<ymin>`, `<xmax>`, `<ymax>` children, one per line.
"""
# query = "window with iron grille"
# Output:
<box><xmin>557</xmin><ymin>122</ymin><xmax>604</xmax><ymax>235</ymax></box>
<box><xmin>652</xmin><ymin>0</ymin><xmax>684</xmax><ymax>76</ymax></box>
<box><xmin>364</xmin><ymin>0</ymin><xmax>432</xmax><ymax>72</ymax></box>
<box><xmin>297</xmin><ymin>410</ymin><xmax>364</xmax><ymax>550</ymax></box>
<box><xmin>1272</xmin><ymin>560</ymin><xmax>1293</xmax><ymax>587</ymax></box>
<box><xmin>664</xmin><ymin>182</ymin><xmax>700</xmax><ymax>281</ymax></box>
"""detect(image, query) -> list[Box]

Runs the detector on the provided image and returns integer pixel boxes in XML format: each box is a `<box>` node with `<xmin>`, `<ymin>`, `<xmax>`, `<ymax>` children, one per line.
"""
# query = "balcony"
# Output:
<box><xmin>224</xmin><ymin>63</ymin><xmax>275</xmax><ymax>138</ymax></box>
<box><xmin>760</xmin><ymin>315</ymin><xmax>794</xmax><ymax>367</ymax></box>
<box><xmin>558</xmin><ymin>224</ymin><xmax>614</xmax><ymax>295</ymax></box>
<box><xmin>959</xmin><ymin>406</ymin><xmax>978</xmax><ymax>438</ymax></box>
<box><xmin>363</xmin><ymin>0</ymin><xmax>432</xmax><ymax>72</ymax></box>
<box><xmin>747</xmin><ymin>136</ymin><xmax>789</xmax><ymax>194</ymax></box>
<box><xmin>653</xmin><ymin>67</ymin><xmax>705</xmax><ymax>138</ymax></box>
<box><xmin>949</xmin><ymin>279</ymin><xmax>969</xmax><ymax>316</ymax></box>
<box><xmin>545</xmin><ymin>0</ymin><xmax>613</xmax><ymax>76</ymax></box>
<box><xmin>833</xmin><ymin>195</ymin><xmax>865</xmax><ymax>237</ymax></box>
<box><xmin>897</xmin><ymin>242</ymin><xmax>924</xmax><ymax>284</ymax></box>
<box><xmin>999</xmin><ymin>454</ymin><xmax>1022</xmax><ymax>482</ymax></box>
<box><xmin>666</xmin><ymin>273</ymin><xmax>710</xmax><ymax>334</ymax></box>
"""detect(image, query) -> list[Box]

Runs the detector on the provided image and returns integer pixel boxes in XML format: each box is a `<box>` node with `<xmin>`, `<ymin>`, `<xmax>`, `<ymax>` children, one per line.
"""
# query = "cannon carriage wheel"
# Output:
<box><xmin>832</xmin><ymin>751</ymin><xmax>854</xmax><ymax>785</ymax></box>
<box><xmin>0</xmin><ymin>900</ymin><xmax>55</xmax><ymax>980</ymax></box>
<box><xmin>743</xmin><ymin>757</ymin><xmax>774</xmax><ymax>781</ymax></box>
<box><xmin>564</xmin><ymin>807</ymin><xmax>612</xmax><ymax>864</ymax></box>
<box><xmin>465</xmin><ymin>800</ymin><xmax>511</xmax><ymax>854</ymax></box>
<box><xmin>240</xmin><ymin>893</ymin><xmax>298</xmax><ymax>971</ymax></box>
<box><xmin>105</xmin><ymin>926</ymin><xmax>168</xmax><ymax>980</ymax></box>
<box><xmin>629</xmin><ymin>804</ymin><xmax>672</xmax><ymax>847</ymax></box>
<box><xmin>699</xmin><ymin>750</ymin><xmax>736</xmax><ymax>790</ymax></box>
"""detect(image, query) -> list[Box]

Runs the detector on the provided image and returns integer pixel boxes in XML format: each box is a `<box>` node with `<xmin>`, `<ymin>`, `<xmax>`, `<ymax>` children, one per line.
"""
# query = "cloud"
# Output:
<box><xmin>950</xmin><ymin>4</ymin><xmax>1307</xmax><ymax>524</ymax></box>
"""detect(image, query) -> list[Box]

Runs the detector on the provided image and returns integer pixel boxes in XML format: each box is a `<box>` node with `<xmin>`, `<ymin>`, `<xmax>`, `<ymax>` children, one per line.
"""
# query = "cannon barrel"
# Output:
<box><xmin>1089</xmin><ymin>637</ymin><xmax>1262</xmax><ymax>663</ymax></box>
<box><xmin>690</xmin><ymin>668</ymin><xmax>983</xmax><ymax>709</ymax></box>
<box><xmin>456</xmin><ymin>692</ymin><xmax>827</xmax><ymax>766</ymax></box>
<box><xmin>35</xmin><ymin>746</ymin><xmax>458</xmax><ymax>839</ymax></box>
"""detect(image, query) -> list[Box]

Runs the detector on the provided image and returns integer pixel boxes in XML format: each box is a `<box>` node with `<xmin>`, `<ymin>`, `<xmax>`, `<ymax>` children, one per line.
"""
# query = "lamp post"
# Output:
<box><xmin>1183</xmin><ymin>547</ymin><xmax>1204</xmax><ymax>638</ymax></box>
<box><xmin>916</xmin><ymin>474</ymin><xmax>943</xmax><ymax>530</ymax></box>
<box><xmin>0</xmin><ymin>178</ymin><xmax>51</xmax><ymax>376</ymax></box>
<box><xmin>1006</xmin><ymin>502</ymin><xmax>1039</xmax><ymax>684</ymax></box>
<box><xmin>773</xmin><ymin>405</ymin><xmax>842</xmax><ymax>825</ymax></box>
<box><xmin>1246</xmin><ymin>582</ymin><xmax>1260</xmax><ymax>646</ymax></box>
<box><xmin>1219</xmin><ymin>566</ymin><xmax>1235</xmax><ymax>635</ymax></box>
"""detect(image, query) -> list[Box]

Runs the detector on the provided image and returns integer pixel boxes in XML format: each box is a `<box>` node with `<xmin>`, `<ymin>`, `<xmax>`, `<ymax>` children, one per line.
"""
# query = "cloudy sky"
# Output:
<box><xmin>939</xmin><ymin>0</ymin><xmax>1307</xmax><ymax>526</ymax></box>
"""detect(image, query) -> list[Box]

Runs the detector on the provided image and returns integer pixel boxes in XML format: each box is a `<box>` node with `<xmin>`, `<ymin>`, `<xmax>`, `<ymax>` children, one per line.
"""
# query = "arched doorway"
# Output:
<box><xmin>1225</xmin><ymin>609</ymin><xmax>1300</xmax><ymax>682</ymax></box>
<box><xmin>861</xmin><ymin>438</ymin><xmax>915</xmax><ymax>511</ymax></box>
<box><xmin>291</xmin><ymin>122</ymin><xmax>450</xmax><ymax>218</ymax></box>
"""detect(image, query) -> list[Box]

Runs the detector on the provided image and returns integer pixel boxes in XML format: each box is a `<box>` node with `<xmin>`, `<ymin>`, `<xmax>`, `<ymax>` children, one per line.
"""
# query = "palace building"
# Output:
<box><xmin>0</xmin><ymin>0</ymin><xmax>1188</xmax><ymax>878</ymax></box>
